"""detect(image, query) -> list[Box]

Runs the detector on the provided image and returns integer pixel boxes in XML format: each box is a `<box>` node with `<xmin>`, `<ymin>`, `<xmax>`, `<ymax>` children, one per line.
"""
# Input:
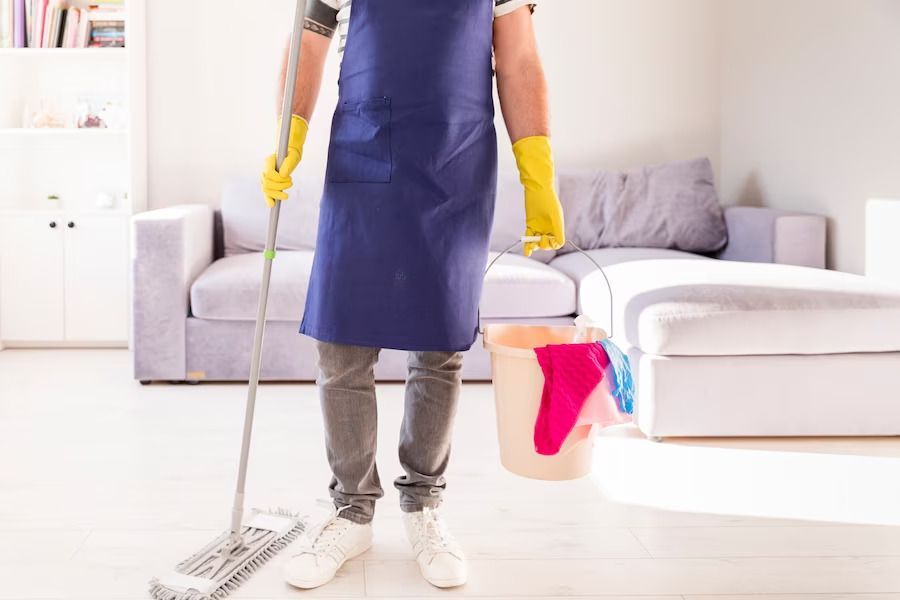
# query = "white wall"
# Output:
<box><xmin>535</xmin><ymin>0</ymin><xmax>721</xmax><ymax>173</ymax></box>
<box><xmin>146</xmin><ymin>0</ymin><xmax>722</xmax><ymax>208</ymax></box>
<box><xmin>146</xmin><ymin>0</ymin><xmax>298</xmax><ymax>207</ymax></box>
<box><xmin>719</xmin><ymin>0</ymin><xmax>900</xmax><ymax>273</ymax></box>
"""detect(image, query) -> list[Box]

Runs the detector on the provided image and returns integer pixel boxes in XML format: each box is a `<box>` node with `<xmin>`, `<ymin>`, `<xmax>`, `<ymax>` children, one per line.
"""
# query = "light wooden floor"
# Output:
<box><xmin>1</xmin><ymin>349</ymin><xmax>899</xmax><ymax>599</ymax></box>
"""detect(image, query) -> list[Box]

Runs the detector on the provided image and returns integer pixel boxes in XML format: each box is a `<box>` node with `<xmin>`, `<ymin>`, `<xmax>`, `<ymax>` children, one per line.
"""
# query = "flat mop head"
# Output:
<box><xmin>149</xmin><ymin>509</ymin><xmax>304</xmax><ymax>600</ymax></box>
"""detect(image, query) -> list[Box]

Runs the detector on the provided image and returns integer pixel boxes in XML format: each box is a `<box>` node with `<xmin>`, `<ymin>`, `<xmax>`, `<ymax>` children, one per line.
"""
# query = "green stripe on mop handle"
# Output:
<box><xmin>264</xmin><ymin>249</ymin><xmax>276</xmax><ymax>260</ymax></box>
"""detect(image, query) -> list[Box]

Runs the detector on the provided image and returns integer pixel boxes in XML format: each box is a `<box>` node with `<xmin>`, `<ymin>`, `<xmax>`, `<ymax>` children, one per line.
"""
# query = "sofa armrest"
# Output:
<box><xmin>131</xmin><ymin>205</ymin><xmax>213</xmax><ymax>381</ymax></box>
<box><xmin>718</xmin><ymin>206</ymin><xmax>827</xmax><ymax>268</ymax></box>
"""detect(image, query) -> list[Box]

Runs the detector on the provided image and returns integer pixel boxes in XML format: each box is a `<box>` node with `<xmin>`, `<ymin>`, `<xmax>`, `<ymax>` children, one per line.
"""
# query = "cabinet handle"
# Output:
<box><xmin>49</xmin><ymin>221</ymin><xmax>57</xmax><ymax>228</ymax></box>
<box><xmin>67</xmin><ymin>221</ymin><xmax>75</xmax><ymax>229</ymax></box>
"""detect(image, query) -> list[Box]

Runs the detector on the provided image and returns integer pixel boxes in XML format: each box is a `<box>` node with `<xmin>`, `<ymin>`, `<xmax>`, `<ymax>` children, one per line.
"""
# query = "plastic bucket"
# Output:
<box><xmin>483</xmin><ymin>323</ymin><xmax>608</xmax><ymax>481</ymax></box>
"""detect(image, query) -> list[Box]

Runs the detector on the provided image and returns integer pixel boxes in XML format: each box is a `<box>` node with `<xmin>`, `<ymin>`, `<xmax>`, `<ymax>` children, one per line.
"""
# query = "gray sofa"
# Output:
<box><xmin>132</xmin><ymin>168</ymin><xmax>827</xmax><ymax>384</ymax></box>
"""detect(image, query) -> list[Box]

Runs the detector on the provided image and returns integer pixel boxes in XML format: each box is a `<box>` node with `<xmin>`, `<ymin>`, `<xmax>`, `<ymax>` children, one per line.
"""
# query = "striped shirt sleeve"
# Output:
<box><xmin>495</xmin><ymin>0</ymin><xmax>536</xmax><ymax>18</ymax></box>
<box><xmin>304</xmin><ymin>0</ymin><xmax>340</xmax><ymax>38</ymax></box>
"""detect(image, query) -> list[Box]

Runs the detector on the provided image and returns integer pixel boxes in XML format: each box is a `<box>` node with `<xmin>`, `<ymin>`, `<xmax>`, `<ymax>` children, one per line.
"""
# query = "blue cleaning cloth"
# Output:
<box><xmin>598</xmin><ymin>338</ymin><xmax>635</xmax><ymax>415</ymax></box>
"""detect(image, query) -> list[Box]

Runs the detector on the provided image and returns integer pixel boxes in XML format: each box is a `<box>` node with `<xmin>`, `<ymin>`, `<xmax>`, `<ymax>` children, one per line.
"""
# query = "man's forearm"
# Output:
<box><xmin>497</xmin><ymin>55</ymin><xmax>550</xmax><ymax>142</ymax></box>
<box><xmin>278</xmin><ymin>31</ymin><xmax>331</xmax><ymax>121</ymax></box>
<box><xmin>494</xmin><ymin>7</ymin><xmax>550</xmax><ymax>142</ymax></box>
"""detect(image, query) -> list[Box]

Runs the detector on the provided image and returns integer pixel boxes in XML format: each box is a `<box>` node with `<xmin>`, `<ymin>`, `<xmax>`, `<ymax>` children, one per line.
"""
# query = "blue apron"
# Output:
<box><xmin>300</xmin><ymin>0</ymin><xmax>498</xmax><ymax>352</ymax></box>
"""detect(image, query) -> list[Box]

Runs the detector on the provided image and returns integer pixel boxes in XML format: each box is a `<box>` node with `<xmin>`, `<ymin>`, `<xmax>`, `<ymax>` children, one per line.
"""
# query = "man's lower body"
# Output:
<box><xmin>284</xmin><ymin>341</ymin><xmax>468</xmax><ymax>589</ymax></box>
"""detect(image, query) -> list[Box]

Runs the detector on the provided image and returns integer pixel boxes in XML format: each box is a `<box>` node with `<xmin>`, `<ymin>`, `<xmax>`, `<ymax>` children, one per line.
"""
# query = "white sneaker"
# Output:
<box><xmin>284</xmin><ymin>506</ymin><xmax>373</xmax><ymax>589</ymax></box>
<box><xmin>403</xmin><ymin>507</ymin><xmax>467</xmax><ymax>588</ymax></box>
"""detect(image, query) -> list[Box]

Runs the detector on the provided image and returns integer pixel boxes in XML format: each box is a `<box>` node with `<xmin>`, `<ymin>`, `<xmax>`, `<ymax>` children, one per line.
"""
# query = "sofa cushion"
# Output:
<box><xmin>552</xmin><ymin>247</ymin><xmax>706</xmax><ymax>277</ymax></box>
<box><xmin>191</xmin><ymin>250</ymin><xmax>575</xmax><ymax>322</ymax></box>
<box><xmin>191</xmin><ymin>251</ymin><xmax>314</xmax><ymax>321</ymax></box>
<box><xmin>557</xmin><ymin>157</ymin><xmax>728</xmax><ymax>255</ymax></box>
<box><xmin>549</xmin><ymin>247</ymin><xmax>708</xmax><ymax>336</ymax></box>
<box><xmin>551</xmin><ymin>254</ymin><xmax>900</xmax><ymax>356</ymax></box>
<box><xmin>481</xmin><ymin>253</ymin><xmax>576</xmax><ymax>319</ymax></box>
<box><xmin>221</xmin><ymin>176</ymin><xmax>323</xmax><ymax>256</ymax></box>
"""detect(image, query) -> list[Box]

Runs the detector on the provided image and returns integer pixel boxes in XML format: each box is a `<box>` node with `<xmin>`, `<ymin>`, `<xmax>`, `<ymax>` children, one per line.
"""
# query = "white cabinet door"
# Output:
<box><xmin>0</xmin><ymin>215</ymin><xmax>66</xmax><ymax>341</ymax></box>
<box><xmin>63</xmin><ymin>215</ymin><xmax>129</xmax><ymax>343</ymax></box>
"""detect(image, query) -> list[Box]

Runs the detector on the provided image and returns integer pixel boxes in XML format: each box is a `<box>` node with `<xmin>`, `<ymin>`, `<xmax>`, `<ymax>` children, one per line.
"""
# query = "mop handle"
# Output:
<box><xmin>230</xmin><ymin>0</ymin><xmax>308</xmax><ymax>542</ymax></box>
<box><xmin>481</xmin><ymin>237</ymin><xmax>615</xmax><ymax>338</ymax></box>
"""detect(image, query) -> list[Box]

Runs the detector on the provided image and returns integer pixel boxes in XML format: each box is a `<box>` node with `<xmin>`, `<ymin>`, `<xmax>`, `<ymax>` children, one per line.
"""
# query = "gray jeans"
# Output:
<box><xmin>316</xmin><ymin>341</ymin><xmax>463</xmax><ymax>525</ymax></box>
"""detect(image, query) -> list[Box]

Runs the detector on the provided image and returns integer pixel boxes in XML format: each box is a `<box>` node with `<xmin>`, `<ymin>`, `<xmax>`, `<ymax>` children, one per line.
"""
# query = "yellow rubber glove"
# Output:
<box><xmin>513</xmin><ymin>135</ymin><xmax>566</xmax><ymax>257</ymax></box>
<box><xmin>260</xmin><ymin>114</ymin><xmax>309</xmax><ymax>208</ymax></box>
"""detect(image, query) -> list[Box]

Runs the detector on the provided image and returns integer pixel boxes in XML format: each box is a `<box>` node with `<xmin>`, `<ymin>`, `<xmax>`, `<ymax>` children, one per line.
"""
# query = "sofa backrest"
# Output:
<box><xmin>221</xmin><ymin>174</ymin><xmax>323</xmax><ymax>256</ymax></box>
<box><xmin>219</xmin><ymin>157</ymin><xmax>725</xmax><ymax>258</ymax></box>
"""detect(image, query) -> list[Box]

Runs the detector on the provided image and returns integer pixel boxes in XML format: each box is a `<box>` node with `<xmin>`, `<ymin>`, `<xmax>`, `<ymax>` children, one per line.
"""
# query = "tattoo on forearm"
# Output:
<box><xmin>304</xmin><ymin>18</ymin><xmax>336</xmax><ymax>38</ymax></box>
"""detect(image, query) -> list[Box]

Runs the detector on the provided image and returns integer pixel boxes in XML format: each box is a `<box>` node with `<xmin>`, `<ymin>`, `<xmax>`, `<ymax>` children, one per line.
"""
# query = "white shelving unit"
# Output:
<box><xmin>0</xmin><ymin>0</ymin><xmax>146</xmax><ymax>348</ymax></box>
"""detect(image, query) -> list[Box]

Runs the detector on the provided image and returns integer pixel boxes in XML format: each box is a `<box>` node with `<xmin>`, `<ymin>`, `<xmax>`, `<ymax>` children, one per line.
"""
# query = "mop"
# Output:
<box><xmin>149</xmin><ymin>2</ymin><xmax>308</xmax><ymax>598</ymax></box>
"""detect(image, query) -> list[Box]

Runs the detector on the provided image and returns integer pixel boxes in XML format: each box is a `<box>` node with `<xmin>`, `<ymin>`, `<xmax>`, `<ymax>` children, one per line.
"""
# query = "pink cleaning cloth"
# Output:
<box><xmin>577</xmin><ymin>380</ymin><xmax>633</xmax><ymax>428</ymax></box>
<box><xmin>533</xmin><ymin>343</ymin><xmax>632</xmax><ymax>456</ymax></box>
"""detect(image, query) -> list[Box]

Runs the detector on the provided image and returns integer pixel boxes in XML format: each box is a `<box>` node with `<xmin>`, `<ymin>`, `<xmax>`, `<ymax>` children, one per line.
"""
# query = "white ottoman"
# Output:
<box><xmin>551</xmin><ymin>252</ymin><xmax>900</xmax><ymax>438</ymax></box>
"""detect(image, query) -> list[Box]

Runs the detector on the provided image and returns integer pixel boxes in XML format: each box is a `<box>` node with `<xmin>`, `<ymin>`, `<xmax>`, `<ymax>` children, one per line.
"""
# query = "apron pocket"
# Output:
<box><xmin>326</xmin><ymin>97</ymin><xmax>392</xmax><ymax>183</ymax></box>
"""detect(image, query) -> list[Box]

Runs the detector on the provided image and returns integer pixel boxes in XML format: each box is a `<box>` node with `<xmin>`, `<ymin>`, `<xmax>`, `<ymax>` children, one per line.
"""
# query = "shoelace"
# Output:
<box><xmin>419</xmin><ymin>507</ymin><xmax>455</xmax><ymax>554</ymax></box>
<box><xmin>295</xmin><ymin>500</ymin><xmax>353</xmax><ymax>558</ymax></box>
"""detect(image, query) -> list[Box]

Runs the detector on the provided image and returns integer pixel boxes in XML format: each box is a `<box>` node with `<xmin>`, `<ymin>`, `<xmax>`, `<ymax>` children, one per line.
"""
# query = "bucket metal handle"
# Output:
<box><xmin>480</xmin><ymin>236</ymin><xmax>615</xmax><ymax>338</ymax></box>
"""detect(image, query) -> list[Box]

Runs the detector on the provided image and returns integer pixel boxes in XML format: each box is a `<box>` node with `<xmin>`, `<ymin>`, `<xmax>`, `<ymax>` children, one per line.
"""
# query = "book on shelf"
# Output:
<box><xmin>0</xmin><ymin>0</ymin><xmax>26</xmax><ymax>48</ymax></box>
<box><xmin>55</xmin><ymin>4</ymin><xmax>66</xmax><ymax>47</ymax></box>
<box><xmin>24</xmin><ymin>0</ymin><xmax>31</xmax><ymax>45</ymax></box>
<box><xmin>62</xmin><ymin>6</ymin><xmax>76</xmax><ymax>47</ymax></box>
<box><xmin>86</xmin><ymin>8</ymin><xmax>123</xmax><ymax>45</ymax></box>
<box><xmin>0</xmin><ymin>0</ymin><xmax>124</xmax><ymax>49</ymax></box>
<box><xmin>33</xmin><ymin>0</ymin><xmax>46</xmax><ymax>47</ymax></box>
<box><xmin>40</xmin><ymin>0</ymin><xmax>52</xmax><ymax>47</ymax></box>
